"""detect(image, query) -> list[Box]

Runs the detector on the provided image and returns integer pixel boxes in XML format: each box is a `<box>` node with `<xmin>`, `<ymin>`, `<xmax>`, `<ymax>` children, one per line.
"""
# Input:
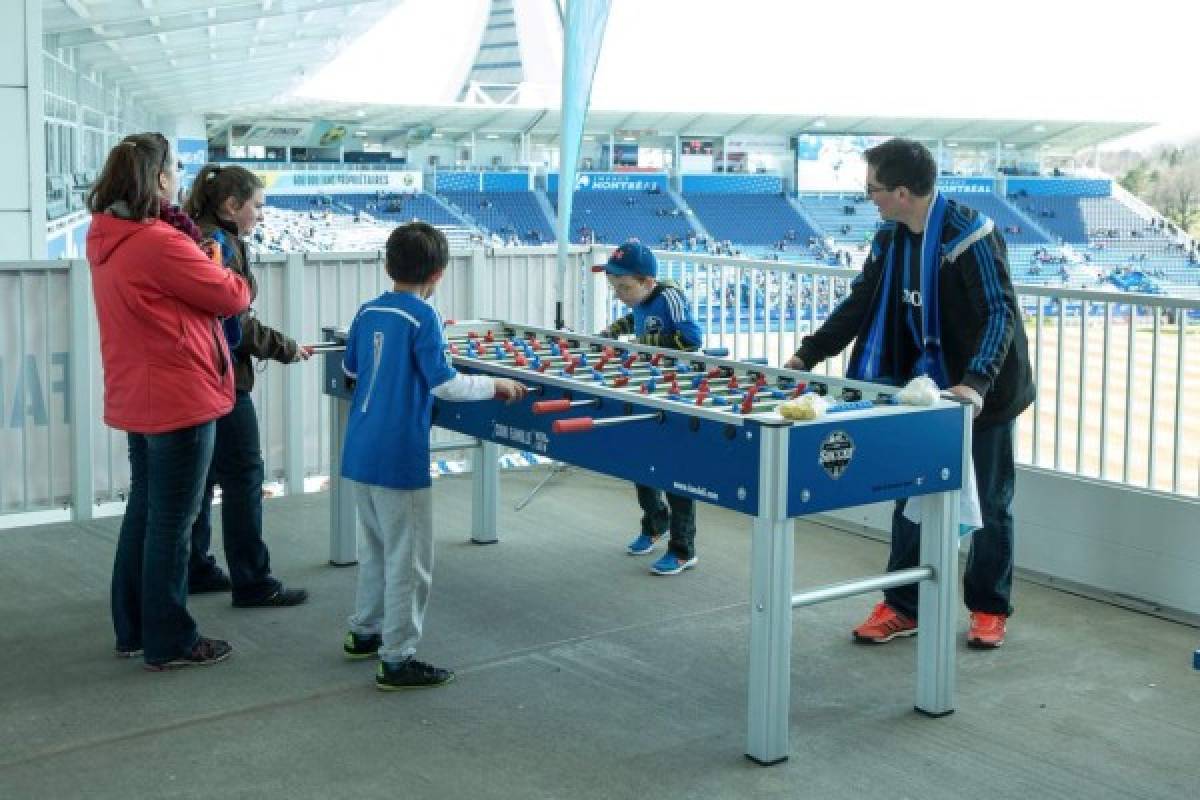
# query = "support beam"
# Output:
<box><xmin>107</xmin><ymin>61</ymin><xmax>308</xmax><ymax>90</ymax></box>
<box><xmin>51</xmin><ymin>0</ymin><xmax>383</xmax><ymax>47</ymax></box>
<box><xmin>85</xmin><ymin>39</ymin><xmax>331</xmax><ymax>77</ymax></box>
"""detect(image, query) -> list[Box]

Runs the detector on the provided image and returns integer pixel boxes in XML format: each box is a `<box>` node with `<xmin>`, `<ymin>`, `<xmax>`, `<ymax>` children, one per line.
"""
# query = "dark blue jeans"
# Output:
<box><xmin>635</xmin><ymin>484</ymin><xmax>697</xmax><ymax>559</ymax></box>
<box><xmin>884</xmin><ymin>420</ymin><xmax>1016</xmax><ymax>619</ymax></box>
<box><xmin>112</xmin><ymin>422</ymin><xmax>215</xmax><ymax>663</ymax></box>
<box><xmin>189</xmin><ymin>391</ymin><xmax>278</xmax><ymax>604</ymax></box>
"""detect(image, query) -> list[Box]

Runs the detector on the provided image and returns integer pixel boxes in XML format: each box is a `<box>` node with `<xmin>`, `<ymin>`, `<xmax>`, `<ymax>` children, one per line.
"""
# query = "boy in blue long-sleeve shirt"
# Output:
<box><xmin>598</xmin><ymin>241</ymin><xmax>704</xmax><ymax>576</ymax></box>
<box><xmin>340</xmin><ymin>222</ymin><xmax>526</xmax><ymax>689</ymax></box>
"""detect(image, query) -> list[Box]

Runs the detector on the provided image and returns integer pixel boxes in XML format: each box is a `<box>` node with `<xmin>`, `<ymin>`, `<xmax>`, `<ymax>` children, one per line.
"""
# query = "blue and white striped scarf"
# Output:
<box><xmin>848</xmin><ymin>193</ymin><xmax>989</xmax><ymax>389</ymax></box>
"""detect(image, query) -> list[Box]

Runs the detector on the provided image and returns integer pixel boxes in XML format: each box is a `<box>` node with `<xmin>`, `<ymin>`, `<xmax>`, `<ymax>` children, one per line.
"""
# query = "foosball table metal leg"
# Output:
<box><xmin>471</xmin><ymin>438</ymin><xmax>501</xmax><ymax>544</ymax></box>
<box><xmin>329</xmin><ymin>394</ymin><xmax>358</xmax><ymax>566</ymax></box>
<box><xmin>915</xmin><ymin>404</ymin><xmax>970</xmax><ymax>717</ymax></box>
<box><xmin>746</xmin><ymin>422</ymin><xmax>794</xmax><ymax>766</ymax></box>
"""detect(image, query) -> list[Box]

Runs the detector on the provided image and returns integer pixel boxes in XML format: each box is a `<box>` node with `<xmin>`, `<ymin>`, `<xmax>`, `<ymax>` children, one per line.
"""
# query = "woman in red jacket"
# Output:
<box><xmin>86</xmin><ymin>132</ymin><xmax>251</xmax><ymax>670</ymax></box>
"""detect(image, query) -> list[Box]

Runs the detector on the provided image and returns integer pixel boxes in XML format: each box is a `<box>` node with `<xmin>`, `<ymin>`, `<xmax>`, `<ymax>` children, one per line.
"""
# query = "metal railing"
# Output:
<box><xmin>0</xmin><ymin>246</ymin><xmax>594</xmax><ymax>518</ymax></box>
<box><xmin>649</xmin><ymin>252</ymin><xmax>1200</xmax><ymax>497</ymax></box>
<box><xmin>1</xmin><ymin>246</ymin><xmax>1197</xmax><ymax>519</ymax></box>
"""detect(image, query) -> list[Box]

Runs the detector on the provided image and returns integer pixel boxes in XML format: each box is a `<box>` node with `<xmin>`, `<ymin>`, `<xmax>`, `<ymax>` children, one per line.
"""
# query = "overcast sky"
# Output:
<box><xmin>297</xmin><ymin>0</ymin><xmax>1200</xmax><ymax>151</ymax></box>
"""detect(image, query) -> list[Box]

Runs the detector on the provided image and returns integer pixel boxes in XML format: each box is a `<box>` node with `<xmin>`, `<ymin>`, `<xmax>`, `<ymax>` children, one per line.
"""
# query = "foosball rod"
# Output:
<box><xmin>551</xmin><ymin>412</ymin><xmax>662</xmax><ymax>434</ymax></box>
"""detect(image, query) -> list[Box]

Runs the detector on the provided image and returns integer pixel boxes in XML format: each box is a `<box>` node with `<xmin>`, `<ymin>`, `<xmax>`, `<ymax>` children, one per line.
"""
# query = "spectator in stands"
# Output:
<box><xmin>87</xmin><ymin>132</ymin><xmax>250</xmax><ymax>669</ymax></box>
<box><xmin>338</xmin><ymin>223</ymin><xmax>526</xmax><ymax>688</ymax></box>
<box><xmin>182</xmin><ymin>165</ymin><xmax>310</xmax><ymax>607</ymax></box>
<box><xmin>784</xmin><ymin>138</ymin><xmax>1034</xmax><ymax>649</ymax></box>
<box><xmin>597</xmin><ymin>242</ymin><xmax>704</xmax><ymax>576</ymax></box>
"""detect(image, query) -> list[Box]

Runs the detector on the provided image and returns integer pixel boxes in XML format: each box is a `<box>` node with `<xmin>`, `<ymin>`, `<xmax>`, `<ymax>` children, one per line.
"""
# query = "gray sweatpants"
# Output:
<box><xmin>348</xmin><ymin>481</ymin><xmax>434</xmax><ymax>664</ymax></box>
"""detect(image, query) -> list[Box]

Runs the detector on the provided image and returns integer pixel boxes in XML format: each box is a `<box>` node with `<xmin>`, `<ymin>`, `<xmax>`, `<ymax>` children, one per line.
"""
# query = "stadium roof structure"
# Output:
<box><xmin>208</xmin><ymin>102</ymin><xmax>1154</xmax><ymax>154</ymax></box>
<box><xmin>40</xmin><ymin>1</ymin><xmax>1152</xmax><ymax>154</ymax></box>
<box><xmin>41</xmin><ymin>0</ymin><xmax>407</xmax><ymax>115</ymax></box>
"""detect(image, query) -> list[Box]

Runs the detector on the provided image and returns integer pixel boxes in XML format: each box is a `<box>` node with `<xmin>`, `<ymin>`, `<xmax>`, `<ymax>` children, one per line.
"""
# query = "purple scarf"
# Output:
<box><xmin>158</xmin><ymin>199</ymin><xmax>204</xmax><ymax>246</ymax></box>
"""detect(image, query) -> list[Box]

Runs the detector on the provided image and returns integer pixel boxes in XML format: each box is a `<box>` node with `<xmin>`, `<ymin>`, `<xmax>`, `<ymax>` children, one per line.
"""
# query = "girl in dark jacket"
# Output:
<box><xmin>183</xmin><ymin>164</ymin><xmax>310</xmax><ymax>608</ymax></box>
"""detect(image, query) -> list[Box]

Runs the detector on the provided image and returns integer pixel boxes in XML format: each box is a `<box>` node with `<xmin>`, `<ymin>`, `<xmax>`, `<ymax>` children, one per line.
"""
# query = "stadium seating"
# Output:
<box><xmin>251</xmin><ymin>185</ymin><xmax>1199</xmax><ymax>293</ymax></box>
<box><xmin>684</xmin><ymin>193</ymin><xmax>819</xmax><ymax>246</ymax></box>
<box><xmin>550</xmin><ymin>190</ymin><xmax>696</xmax><ymax>246</ymax></box>
<box><xmin>941</xmin><ymin>192</ymin><xmax>1051</xmax><ymax>245</ymax></box>
<box><xmin>797</xmin><ymin>194</ymin><xmax>881</xmax><ymax>247</ymax></box>
<box><xmin>440</xmin><ymin>191</ymin><xmax>555</xmax><ymax>244</ymax></box>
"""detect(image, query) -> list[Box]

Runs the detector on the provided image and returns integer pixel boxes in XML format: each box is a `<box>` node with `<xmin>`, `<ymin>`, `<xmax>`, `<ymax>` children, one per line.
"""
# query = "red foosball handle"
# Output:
<box><xmin>552</xmin><ymin>417</ymin><xmax>594</xmax><ymax>434</ymax></box>
<box><xmin>532</xmin><ymin>399</ymin><xmax>572</xmax><ymax>414</ymax></box>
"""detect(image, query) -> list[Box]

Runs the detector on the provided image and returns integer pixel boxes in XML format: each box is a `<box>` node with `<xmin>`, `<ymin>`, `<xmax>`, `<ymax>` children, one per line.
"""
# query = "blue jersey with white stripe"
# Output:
<box><xmin>340</xmin><ymin>291</ymin><xmax>457</xmax><ymax>489</ymax></box>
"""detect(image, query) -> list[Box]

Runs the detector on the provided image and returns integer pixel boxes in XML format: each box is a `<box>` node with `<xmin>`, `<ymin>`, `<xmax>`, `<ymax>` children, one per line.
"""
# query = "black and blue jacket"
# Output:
<box><xmin>793</xmin><ymin>195</ymin><xmax>1034</xmax><ymax>428</ymax></box>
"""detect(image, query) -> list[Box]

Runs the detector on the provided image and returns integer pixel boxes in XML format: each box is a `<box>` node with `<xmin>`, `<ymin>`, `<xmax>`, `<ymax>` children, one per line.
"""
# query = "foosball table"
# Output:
<box><xmin>319</xmin><ymin>318</ymin><xmax>972</xmax><ymax>766</ymax></box>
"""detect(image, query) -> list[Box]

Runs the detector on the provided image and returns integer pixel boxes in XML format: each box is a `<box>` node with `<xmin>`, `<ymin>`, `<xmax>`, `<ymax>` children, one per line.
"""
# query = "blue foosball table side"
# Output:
<box><xmin>318</xmin><ymin>319</ymin><xmax>972</xmax><ymax>766</ymax></box>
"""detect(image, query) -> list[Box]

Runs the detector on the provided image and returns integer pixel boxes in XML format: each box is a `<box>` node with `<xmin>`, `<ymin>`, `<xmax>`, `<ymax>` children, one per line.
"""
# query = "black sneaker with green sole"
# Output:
<box><xmin>343</xmin><ymin>632</ymin><xmax>382</xmax><ymax>660</ymax></box>
<box><xmin>375</xmin><ymin>659</ymin><xmax>455</xmax><ymax>690</ymax></box>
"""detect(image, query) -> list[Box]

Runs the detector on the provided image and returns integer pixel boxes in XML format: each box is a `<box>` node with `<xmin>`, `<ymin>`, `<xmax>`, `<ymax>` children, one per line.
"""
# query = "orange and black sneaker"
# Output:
<box><xmin>852</xmin><ymin>602</ymin><xmax>917</xmax><ymax>644</ymax></box>
<box><xmin>967</xmin><ymin>612</ymin><xmax>1007</xmax><ymax>649</ymax></box>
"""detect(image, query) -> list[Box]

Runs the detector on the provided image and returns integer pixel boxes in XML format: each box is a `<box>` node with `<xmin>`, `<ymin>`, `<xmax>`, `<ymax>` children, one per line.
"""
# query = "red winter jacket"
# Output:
<box><xmin>87</xmin><ymin>212</ymin><xmax>251</xmax><ymax>434</ymax></box>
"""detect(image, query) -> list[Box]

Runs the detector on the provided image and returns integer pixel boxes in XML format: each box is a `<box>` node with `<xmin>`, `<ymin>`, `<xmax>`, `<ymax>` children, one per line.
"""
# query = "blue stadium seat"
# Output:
<box><xmin>796</xmin><ymin>194</ymin><xmax>881</xmax><ymax>247</ymax></box>
<box><xmin>440</xmin><ymin>191</ymin><xmax>554</xmax><ymax>243</ymax></box>
<box><xmin>683</xmin><ymin>193</ymin><xmax>818</xmax><ymax>247</ymax></box>
<box><xmin>551</xmin><ymin>190</ymin><xmax>697</xmax><ymax>246</ymax></box>
<box><xmin>941</xmin><ymin>193</ymin><xmax>1051</xmax><ymax>245</ymax></box>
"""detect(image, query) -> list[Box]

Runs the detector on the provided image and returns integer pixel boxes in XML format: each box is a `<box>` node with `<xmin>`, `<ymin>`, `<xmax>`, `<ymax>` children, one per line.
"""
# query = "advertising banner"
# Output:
<box><xmin>255</xmin><ymin>170</ymin><xmax>424</xmax><ymax>195</ymax></box>
<box><xmin>241</xmin><ymin>120</ymin><xmax>348</xmax><ymax>147</ymax></box>
<box><xmin>548</xmin><ymin>171</ymin><xmax>668</xmax><ymax>193</ymax></box>
<box><xmin>936</xmin><ymin>177</ymin><xmax>995</xmax><ymax>193</ymax></box>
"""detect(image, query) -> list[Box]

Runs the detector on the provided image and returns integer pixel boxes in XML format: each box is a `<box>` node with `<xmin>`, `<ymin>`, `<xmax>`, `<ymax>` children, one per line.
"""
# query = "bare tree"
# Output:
<box><xmin>1150</xmin><ymin>163</ymin><xmax>1200</xmax><ymax>233</ymax></box>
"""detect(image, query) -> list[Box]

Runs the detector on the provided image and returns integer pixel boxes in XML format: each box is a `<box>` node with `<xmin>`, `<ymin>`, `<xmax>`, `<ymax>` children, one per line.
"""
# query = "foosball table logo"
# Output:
<box><xmin>819</xmin><ymin>431</ymin><xmax>855</xmax><ymax>480</ymax></box>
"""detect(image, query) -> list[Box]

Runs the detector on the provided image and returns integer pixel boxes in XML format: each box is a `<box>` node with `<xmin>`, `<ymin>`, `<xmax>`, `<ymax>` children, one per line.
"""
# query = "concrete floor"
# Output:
<box><xmin>1</xmin><ymin>468</ymin><xmax>1198</xmax><ymax>799</ymax></box>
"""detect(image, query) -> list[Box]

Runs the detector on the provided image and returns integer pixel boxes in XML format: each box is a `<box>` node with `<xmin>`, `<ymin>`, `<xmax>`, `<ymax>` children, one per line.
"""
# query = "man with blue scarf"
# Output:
<box><xmin>786</xmin><ymin>138</ymin><xmax>1034</xmax><ymax>648</ymax></box>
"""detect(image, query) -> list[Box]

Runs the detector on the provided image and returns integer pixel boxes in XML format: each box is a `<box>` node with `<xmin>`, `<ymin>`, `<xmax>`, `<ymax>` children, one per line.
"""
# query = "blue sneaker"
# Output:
<box><xmin>626</xmin><ymin>533</ymin><xmax>661</xmax><ymax>555</ymax></box>
<box><xmin>650</xmin><ymin>552</ymin><xmax>698</xmax><ymax>575</ymax></box>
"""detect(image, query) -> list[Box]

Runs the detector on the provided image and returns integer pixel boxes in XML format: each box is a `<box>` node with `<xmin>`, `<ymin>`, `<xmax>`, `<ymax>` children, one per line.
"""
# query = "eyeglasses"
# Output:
<box><xmin>865</xmin><ymin>184</ymin><xmax>893</xmax><ymax>195</ymax></box>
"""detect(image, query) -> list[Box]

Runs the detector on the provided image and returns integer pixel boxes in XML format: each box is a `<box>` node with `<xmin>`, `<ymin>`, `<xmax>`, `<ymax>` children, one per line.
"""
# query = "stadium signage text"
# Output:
<box><xmin>549</xmin><ymin>172</ymin><xmax>669</xmax><ymax>193</ymax></box>
<box><xmin>935</xmin><ymin>177</ymin><xmax>994</xmax><ymax>193</ymax></box>
<box><xmin>293</xmin><ymin>173</ymin><xmax>391</xmax><ymax>187</ymax></box>
<box><xmin>254</xmin><ymin>170</ymin><xmax>424</xmax><ymax>195</ymax></box>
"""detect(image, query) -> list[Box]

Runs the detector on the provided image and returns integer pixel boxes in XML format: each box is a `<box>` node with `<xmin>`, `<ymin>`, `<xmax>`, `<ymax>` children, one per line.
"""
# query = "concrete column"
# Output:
<box><xmin>0</xmin><ymin>0</ymin><xmax>45</xmax><ymax>259</ymax></box>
